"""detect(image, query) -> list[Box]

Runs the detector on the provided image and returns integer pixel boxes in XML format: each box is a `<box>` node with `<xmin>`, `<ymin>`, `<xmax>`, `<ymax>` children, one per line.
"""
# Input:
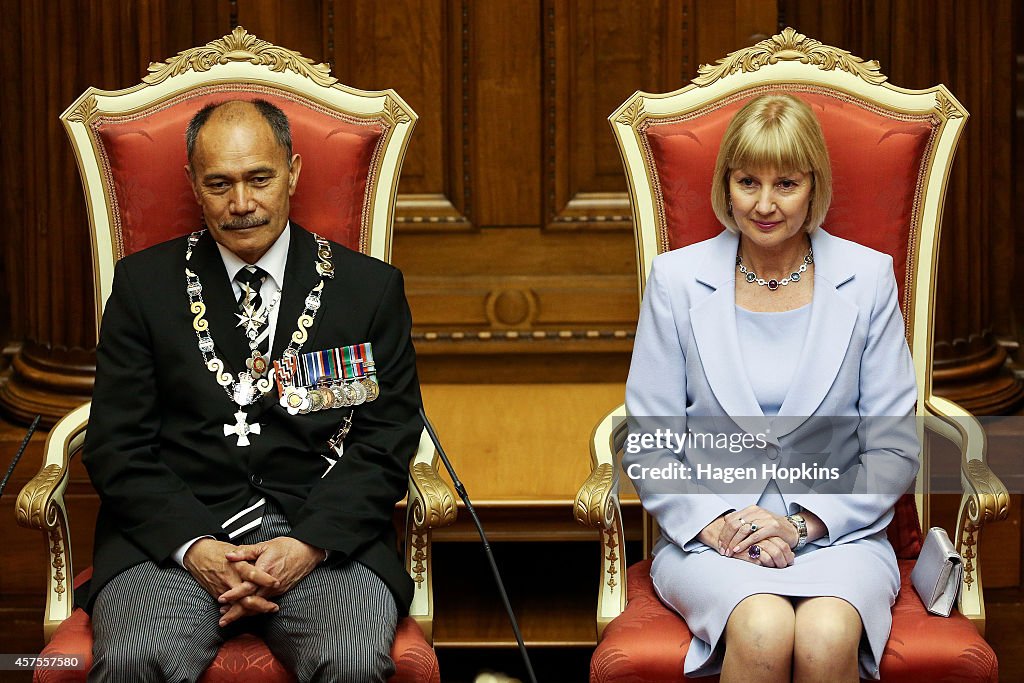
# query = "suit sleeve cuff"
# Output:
<box><xmin>172</xmin><ymin>536</ymin><xmax>215</xmax><ymax>567</ymax></box>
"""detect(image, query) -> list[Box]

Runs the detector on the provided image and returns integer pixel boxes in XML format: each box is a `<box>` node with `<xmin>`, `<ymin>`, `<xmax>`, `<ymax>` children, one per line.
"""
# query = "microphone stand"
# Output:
<box><xmin>419</xmin><ymin>408</ymin><xmax>538</xmax><ymax>683</ymax></box>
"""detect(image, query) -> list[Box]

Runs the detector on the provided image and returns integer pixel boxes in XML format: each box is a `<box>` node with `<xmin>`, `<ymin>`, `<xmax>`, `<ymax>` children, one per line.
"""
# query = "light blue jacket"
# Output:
<box><xmin>623</xmin><ymin>228</ymin><xmax>920</xmax><ymax>552</ymax></box>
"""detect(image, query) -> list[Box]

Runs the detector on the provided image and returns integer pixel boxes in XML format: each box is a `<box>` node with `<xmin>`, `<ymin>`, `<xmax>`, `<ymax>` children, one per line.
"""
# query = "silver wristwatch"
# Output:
<box><xmin>786</xmin><ymin>513</ymin><xmax>808</xmax><ymax>550</ymax></box>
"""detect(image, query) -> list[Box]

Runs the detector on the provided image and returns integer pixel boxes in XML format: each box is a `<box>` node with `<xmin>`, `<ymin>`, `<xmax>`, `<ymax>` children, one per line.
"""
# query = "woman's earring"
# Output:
<box><xmin>727</xmin><ymin>199</ymin><xmax>733</xmax><ymax>217</ymax></box>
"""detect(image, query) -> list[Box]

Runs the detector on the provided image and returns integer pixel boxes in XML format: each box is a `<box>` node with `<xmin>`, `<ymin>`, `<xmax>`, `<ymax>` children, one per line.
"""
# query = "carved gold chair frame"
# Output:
<box><xmin>575</xmin><ymin>28</ymin><xmax>1009</xmax><ymax>638</ymax></box>
<box><xmin>16</xmin><ymin>28</ymin><xmax>456</xmax><ymax>643</ymax></box>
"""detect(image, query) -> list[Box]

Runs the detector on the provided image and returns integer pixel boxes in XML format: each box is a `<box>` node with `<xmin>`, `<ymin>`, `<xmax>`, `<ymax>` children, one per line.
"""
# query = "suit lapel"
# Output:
<box><xmin>189</xmin><ymin>232</ymin><xmax>252</xmax><ymax>373</ymax></box>
<box><xmin>689</xmin><ymin>231</ymin><xmax>771</xmax><ymax>439</ymax></box>
<box><xmin>773</xmin><ymin>229</ymin><xmax>857</xmax><ymax>438</ymax></box>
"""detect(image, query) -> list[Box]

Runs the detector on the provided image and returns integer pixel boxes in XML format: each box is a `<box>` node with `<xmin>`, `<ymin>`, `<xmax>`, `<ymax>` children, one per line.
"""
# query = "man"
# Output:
<box><xmin>82</xmin><ymin>99</ymin><xmax>421</xmax><ymax>682</ymax></box>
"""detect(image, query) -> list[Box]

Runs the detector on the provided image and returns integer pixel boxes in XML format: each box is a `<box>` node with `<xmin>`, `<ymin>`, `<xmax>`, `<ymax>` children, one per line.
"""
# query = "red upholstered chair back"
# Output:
<box><xmin>93</xmin><ymin>88</ymin><xmax>385</xmax><ymax>257</ymax></box>
<box><xmin>609</xmin><ymin>28</ymin><xmax>971</xmax><ymax>561</ymax></box>
<box><xmin>61</xmin><ymin>27</ymin><xmax>416</xmax><ymax>333</ymax></box>
<box><xmin>641</xmin><ymin>88</ymin><xmax>934</xmax><ymax>316</ymax></box>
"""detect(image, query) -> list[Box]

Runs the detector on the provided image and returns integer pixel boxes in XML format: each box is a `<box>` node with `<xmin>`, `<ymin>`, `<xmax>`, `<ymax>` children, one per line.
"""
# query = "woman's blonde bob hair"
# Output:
<box><xmin>710</xmin><ymin>94</ymin><xmax>832</xmax><ymax>233</ymax></box>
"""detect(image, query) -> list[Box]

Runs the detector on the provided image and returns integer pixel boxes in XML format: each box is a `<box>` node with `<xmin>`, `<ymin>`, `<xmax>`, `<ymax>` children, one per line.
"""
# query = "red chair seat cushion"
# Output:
<box><xmin>35</xmin><ymin>571</ymin><xmax>439</xmax><ymax>683</ymax></box>
<box><xmin>590</xmin><ymin>558</ymin><xmax>997</xmax><ymax>683</ymax></box>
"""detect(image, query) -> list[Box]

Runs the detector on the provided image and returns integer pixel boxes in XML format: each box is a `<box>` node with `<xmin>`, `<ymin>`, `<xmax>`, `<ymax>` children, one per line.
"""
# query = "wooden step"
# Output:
<box><xmin>430</xmin><ymin>540</ymin><xmax>620</xmax><ymax>648</ymax></box>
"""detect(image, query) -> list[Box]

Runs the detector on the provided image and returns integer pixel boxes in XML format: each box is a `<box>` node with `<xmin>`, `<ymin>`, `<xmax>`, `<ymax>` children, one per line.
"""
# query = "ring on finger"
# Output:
<box><xmin>748</xmin><ymin>522</ymin><xmax>759</xmax><ymax>532</ymax></box>
<box><xmin>748</xmin><ymin>545</ymin><xmax>761</xmax><ymax>560</ymax></box>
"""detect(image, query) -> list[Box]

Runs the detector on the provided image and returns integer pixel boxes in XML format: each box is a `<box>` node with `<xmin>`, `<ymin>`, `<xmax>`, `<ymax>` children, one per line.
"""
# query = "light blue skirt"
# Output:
<box><xmin>650</xmin><ymin>483</ymin><xmax>899</xmax><ymax>679</ymax></box>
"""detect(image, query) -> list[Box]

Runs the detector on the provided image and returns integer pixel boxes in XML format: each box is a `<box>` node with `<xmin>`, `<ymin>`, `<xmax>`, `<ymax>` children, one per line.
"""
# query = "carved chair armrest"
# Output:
<box><xmin>404</xmin><ymin>427</ymin><xmax>457</xmax><ymax>643</ymax></box>
<box><xmin>575</xmin><ymin>404</ymin><xmax>628</xmax><ymax>638</ymax></box>
<box><xmin>407</xmin><ymin>428</ymin><xmax>457</xmax><ymax>532</ymax></box>
<box><xmin>575</xmin><ymin>403</ymin><xmax>627</xmax><ymax>530</ymax></box>
<box><xmin>924</xmin><ymin>395</ymin><xmax>1009</xmax><ymax>634</ymax></box>
<box><xmin>15</xmin><ymin>402</ymin><xmax>91</xmax><ymax>642</ymax></box>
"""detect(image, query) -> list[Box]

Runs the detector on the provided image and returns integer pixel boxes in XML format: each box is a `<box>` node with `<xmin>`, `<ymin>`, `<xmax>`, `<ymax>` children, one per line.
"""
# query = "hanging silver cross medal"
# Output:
<box><xmin>223</xmin><ymin>373</ymin><xmax>260</xmax><ymax>446</ymax></box>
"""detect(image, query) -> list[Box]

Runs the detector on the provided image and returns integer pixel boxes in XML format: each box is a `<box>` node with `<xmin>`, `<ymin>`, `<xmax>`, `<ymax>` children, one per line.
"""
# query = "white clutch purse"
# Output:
<box><xmin>910</xmin><ymin>527</ymin><xmax>963</xmax><ymax>617</ymax></box>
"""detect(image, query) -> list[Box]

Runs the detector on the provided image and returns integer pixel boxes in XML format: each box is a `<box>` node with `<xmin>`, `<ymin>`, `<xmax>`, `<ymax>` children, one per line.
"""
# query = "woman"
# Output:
<box><xmin>623</xmin><ymin>94</ymin><xmax>919</xmax><ymax>681</ymax></box>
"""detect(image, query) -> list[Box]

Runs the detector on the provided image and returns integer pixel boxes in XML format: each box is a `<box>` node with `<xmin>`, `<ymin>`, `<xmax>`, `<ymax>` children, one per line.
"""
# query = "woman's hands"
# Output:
<box><xmin>698</xmin><ymin>505</ymin><xmax>800</xmax><ymax>568</ymax></box>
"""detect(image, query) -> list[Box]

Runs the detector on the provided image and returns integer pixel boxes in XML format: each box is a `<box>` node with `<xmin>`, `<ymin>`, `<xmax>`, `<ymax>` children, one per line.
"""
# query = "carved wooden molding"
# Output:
<box><xmin>574</xmin><ymin>462</ymin><xmax>614</xmax><ymax>528</ymax></box>
<box><xmin>66</xmin><ymin>95</ymin><xmax>98</xmax><ymax>124</ymax></box>
<box><xmin>549</xmin><ymin>192</ymin><xmax>633</xmax><ymax>226</ymax></box>
<box><xmin>49</xmin><ymin>526</ymin><xmax>67</xmax><ymax>602</ymax></box>
<box><xmin>958</xmin><ymin>459</ymin><xmax>1011</xmax><ymax>591</ymax></box>
<box><xmin>613</xmin><ymin>100</ymin><xmax>645</xmax><ymax>127</ymax></box>
<box><xmin>961</xmin><ymin>516</ymin><xmax>978</xmax><ymax>590</ymax></box>
<box><xmin>383</xmin><ymin>96</ymin><xmax>412</xmax><ymax>126</ymax></box>
<box><xmin>143</xmin><ymin>26</ymin><xmax>338</xmax><ymax>87</ymax></box>
<box><xmin>407</xmin><ymin>503</ymin><xmax>429</xmax><ymax>588</ymax></box>
<box><xmin>410</xmin><ymin>462</ymin><xmax>457</xmax><ymax>529</ymax></box>
<box><xmin>934</xmin><ymin>91</ymin><xmax>964</xmax><ymax>121</ymax></box>
<box><xmin>965</xmin><ymin>459</ymin><xmax>1010</xmax><ymax>524</ymax></box>
<box><xmin>603</xmin><ymin>523</ymin><xmax>620</xmax><ymax>590</ymax></box>
<box><xmin>693</xmin><ymin>27</ymin><xmax>888</xmax><ymax>87</ymax></box>
<box><xmin>15</xmin><ymin>463</ymin><xmax>63</xmax><ymax>530</ymax></box>
<box><xmin>414</xmin><ymin>328</ymin><xmax>634</xmax><ymax>343</ymax></box>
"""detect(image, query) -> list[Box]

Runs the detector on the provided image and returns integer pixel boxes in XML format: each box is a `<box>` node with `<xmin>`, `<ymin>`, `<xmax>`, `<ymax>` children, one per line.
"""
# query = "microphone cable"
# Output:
<box><xmin>419</xmin><ymin>407</ymin><xmax>538</xmax><ymax>683</ymax></box>
<box><xmin>0</xmin><ymin>415</ymin><xmax>42</xmax><ymax>497</ymax></box>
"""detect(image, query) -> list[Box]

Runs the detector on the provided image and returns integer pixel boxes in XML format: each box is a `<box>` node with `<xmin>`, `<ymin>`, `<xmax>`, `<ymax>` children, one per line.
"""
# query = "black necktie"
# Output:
<box><xmin>234</xmin><ymin>265</ymin><xmax>270</xmax><ymax>355</ymax></box>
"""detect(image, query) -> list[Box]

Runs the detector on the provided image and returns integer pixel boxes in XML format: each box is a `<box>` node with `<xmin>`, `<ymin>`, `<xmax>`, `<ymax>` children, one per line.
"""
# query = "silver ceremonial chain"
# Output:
<box><xmin>184</xmin><ymin>230</ymin><xmax>336</xmax><ymax>445</ymax></box>
<box><xmin>736</xmin><ymin>247</ymin><xmax>813</xmax><ymax>292</ymax></box>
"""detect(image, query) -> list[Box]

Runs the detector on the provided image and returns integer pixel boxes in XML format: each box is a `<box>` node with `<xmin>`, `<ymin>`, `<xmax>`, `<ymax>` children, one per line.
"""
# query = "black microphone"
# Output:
<box><xmin>418</xmin><ymin>407</ymin><xmax>538</xmax><ymax>683</ymax></box>
<box><xmin>0</xmin><ymin>415</ymin><xmax>42</xmax><ymax>497</ymax></box>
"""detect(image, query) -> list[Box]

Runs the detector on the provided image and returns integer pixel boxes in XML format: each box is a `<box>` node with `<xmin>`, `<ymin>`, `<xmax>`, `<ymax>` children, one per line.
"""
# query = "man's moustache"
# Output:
<box><xmin>219</xmin><ymin>217</ymin><xmax>270</xmax><ymax>230</ymax></box>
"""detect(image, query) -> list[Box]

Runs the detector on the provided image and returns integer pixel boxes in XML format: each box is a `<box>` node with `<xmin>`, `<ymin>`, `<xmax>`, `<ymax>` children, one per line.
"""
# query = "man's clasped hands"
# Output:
<box><xmin>183</xmin><ymin>537</ymin><xmax>324</xmax><ymax>626</ymax></box>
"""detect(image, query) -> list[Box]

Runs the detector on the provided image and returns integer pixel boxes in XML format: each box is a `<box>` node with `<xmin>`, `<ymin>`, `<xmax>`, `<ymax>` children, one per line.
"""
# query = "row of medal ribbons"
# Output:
<box><xmin>275</xmin><ymin>343</ymin><xmax>379</xmax><ymax>415</ymax></box>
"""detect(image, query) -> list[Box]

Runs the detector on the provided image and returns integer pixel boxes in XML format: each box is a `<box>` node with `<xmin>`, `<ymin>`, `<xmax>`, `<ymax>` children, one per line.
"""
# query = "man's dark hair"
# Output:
<box><xmin>185</xmin><ymin>99</ymin><xmax>293</xmax><ymax>165</ymax></box>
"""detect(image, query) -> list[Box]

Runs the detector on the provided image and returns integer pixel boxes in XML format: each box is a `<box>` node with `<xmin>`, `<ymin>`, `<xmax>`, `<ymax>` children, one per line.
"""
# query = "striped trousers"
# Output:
<box><xmin>89</xmin><ymin>502</ymin><xmax>398</xmax><ymax>683</ymax></box>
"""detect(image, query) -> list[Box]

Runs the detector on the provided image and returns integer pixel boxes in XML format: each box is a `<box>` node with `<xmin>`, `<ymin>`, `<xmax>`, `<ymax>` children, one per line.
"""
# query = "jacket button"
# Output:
<box><xmin>251</xmin><ymin>474</ymin><xmax>262</xmax><ymax>486</ymax></box>
<box><xmin>766</xmin><ymin>445</ymin><xmax>779</xmax><ymax>461</ymax></box>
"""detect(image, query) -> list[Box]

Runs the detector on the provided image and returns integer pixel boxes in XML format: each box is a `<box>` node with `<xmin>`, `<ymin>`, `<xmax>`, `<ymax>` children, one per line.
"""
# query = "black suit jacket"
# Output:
<box><xmin>81</xmin><ymin>224</ymin><xmax>421</xmax><ymax>612</ymax></box>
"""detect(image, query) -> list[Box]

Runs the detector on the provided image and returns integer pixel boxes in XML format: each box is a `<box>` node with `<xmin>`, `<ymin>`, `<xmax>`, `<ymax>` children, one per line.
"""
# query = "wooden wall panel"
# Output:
<box><xmin>780</xmin><ymin>0</ymin><xmax>1022</xmax><ymax>413</ymax></box>
<box><xmin>397</xmin><ymin>0</ymin><xmax>775</xmax><ymax>373</ymax></box>
<box><xmin>547</xmin><ymin>1</ymin><xmax>683</xmax><ymax>228</ymax></box>
<box><xmin>234</xmin><ymin>0</ymin><xmax>324</xmax><ymax>59</ymax></box>
<box><xmin>546</xmin><ymin>0</ymin><xmax>774</xmax><ymax>230</ymax></box>
<box><xmin>470</xmin><ymin>1</ymin><xmax>543</xmax><ymax>227</ymax></box>
<box><xmin>692</xmin><ymin>0</ymin><xmax>778</xmax><ymax>69</ymax></box>
<box><xmin>331</xmin><ymin>0</ymin><xmax>469</xmax><ymax>226</ymax></box>
<box><xmin>0</xmin><ymin>0</ymin><xmax>234</xmax><ymax>425</ymax></box>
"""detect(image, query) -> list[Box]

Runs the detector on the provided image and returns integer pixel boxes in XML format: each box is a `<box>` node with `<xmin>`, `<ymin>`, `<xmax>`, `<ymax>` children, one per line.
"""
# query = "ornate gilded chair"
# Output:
<box><xmin>575</xmin><ymin>28</ymin><xmax>1006</xmax><ymax>682</ymax></box>
<box><xmin>16</xmin><ymin>28</ymin><xmax>455</xmax><ymax>683</ymax></box>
